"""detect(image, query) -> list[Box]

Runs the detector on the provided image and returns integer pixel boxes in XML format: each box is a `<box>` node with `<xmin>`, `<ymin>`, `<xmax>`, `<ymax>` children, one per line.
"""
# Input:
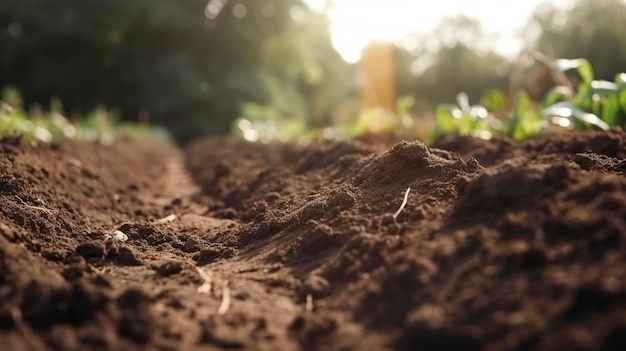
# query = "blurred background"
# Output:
<box><xmin>1</xmin><ymin>0</ymin><xmax>626</xmax><ymax>143</ymax></box>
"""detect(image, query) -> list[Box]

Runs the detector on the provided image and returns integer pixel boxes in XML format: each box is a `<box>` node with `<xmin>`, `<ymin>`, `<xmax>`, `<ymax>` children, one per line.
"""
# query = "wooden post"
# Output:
<box><xmin>359</xmin><ymin>41</ymin><xmax>395</xmax><ymax>113</ymax></box>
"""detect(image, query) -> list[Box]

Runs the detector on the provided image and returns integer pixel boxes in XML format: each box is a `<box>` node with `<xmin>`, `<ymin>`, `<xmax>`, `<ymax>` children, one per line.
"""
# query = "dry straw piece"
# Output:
<box><xmin>305</xmin><ymin>294</ymin><xmax>314</xmax><ymax>313</ymax></box>
<box><xmin>392</xmin><ymin>187</ymin><xmax>411</xmax><ymax>219</ymax></box>
<box><xmin>217</xmin><ymin>281</ymin><xmax>230</xmax><ymax>315</ymax></box>
<box><xmin>156</xmin><ymin>214</ymin><xmax>177</xmax><ymax>223</ymax></box>
<box><xmin>196</xmin><ymin>267</ymin><xmax>213</xmax><ymax>295</ymax></box>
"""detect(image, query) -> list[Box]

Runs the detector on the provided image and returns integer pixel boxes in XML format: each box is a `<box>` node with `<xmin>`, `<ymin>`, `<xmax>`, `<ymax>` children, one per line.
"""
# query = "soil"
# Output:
<box><xmin>1</xmin><ymin>130</ymin><xmax>626</xmax><ymax>351</ymax></box>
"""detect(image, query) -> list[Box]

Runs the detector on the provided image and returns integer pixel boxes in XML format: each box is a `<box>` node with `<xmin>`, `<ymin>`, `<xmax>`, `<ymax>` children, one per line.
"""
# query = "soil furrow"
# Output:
<box><xmin>1</xmin><ymin>131</ymin><xmax>626</xmax><ymax>350</ymax></box>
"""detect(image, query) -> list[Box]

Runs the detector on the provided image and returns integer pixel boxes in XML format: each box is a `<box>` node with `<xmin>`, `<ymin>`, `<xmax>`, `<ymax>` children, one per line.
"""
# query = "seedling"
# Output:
<box><xmin>434</xmin><ymin>54</ymin><xmax>626</xmax><ymax>142</ymax></box>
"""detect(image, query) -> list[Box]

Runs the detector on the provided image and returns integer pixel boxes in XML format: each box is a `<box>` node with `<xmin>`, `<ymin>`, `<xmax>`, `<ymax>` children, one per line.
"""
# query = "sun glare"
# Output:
<box><xmin>305</xmin><ymin>0</ymin><xmax>573</xmax><ymax>63</ymax></box>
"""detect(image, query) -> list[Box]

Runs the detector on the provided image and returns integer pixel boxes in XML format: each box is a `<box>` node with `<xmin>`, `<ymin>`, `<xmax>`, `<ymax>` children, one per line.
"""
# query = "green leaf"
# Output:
<box><xmin>589</xmin><ymin>80</ymin><xmax>618</xmax><ymax>94</ymax></box>
<box><xmin>508</xmin><ymin>90</ymin><xmax>530</xmax><ymax>140</ymax></box>
<box><xmin>479</xmin><ymin>88</ymin><xmax>506</xmax><ymax>113</ymax></box>
<box><xmin>617</xmin><ymin>85</ymin><xmax>626</xmax><ymax>125</ymax></box>
<box><xmin>615</xmin><ymin>74</ymin><xmax>626</xmax><ymax>122</ymax></box>
<box><xmin>551</xmin><ymin>58</ymin><xmax>594</xmax><ymax>85</ymax></box>
<box><xmin>540</xmin><ymin>86</ymin><xmax>570</xmax><ymax>109</ymax></box>
<box><xmin>542</xmin><ymin>102</ymin><xmax>609</xmax><ymax>131</ymax></box>
<box><xmin>456</xmin><ymin>92</ymin><xmax>470</xmax><ymax>113</ymax></box>
<box><xmin>435</xmin><ymin>104</ymin><xmax>461</xmax><ymax>133</ymax></box>
<box><xmin>602</xmin><ymin>95</ymin><xmax>620</xmax><ymax>126</ymax></box>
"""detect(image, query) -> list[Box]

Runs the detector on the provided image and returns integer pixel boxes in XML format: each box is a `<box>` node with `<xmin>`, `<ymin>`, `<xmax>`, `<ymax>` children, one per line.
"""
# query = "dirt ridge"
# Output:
<box><xmin>1</xmin><ymin>131</ymin><xmax>626</xmax><ymax>350</ymax></box>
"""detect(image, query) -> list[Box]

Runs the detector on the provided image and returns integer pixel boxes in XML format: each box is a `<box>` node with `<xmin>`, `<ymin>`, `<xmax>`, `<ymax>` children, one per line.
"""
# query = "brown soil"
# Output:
<box><xmin>1</xmin><ymin>130</ymin><xmax>626</xmax><ymax>350</ymax></box>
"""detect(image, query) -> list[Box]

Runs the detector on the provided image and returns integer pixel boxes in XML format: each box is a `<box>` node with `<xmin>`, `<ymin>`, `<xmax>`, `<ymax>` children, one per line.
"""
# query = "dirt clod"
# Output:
<box><xmin>113</xmin><ymin>246</ymin><xmax>142</xmax><ymax>266</ymax></box>
<box><xmin>74</xmin><ymin>241</ymin><xmax>105</xmax><ymax>260</ymax></box>
<box><xmin>151</xmin><ymin>260</ymin><xmax>183</xmax><ymax>276</ymax></box>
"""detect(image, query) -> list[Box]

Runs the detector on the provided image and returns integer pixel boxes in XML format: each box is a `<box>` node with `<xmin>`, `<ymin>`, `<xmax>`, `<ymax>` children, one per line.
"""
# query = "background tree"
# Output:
<box><xmin>0</xmin><ymin>0</ymin><xmax>354</xmax><ymax>142</ymax></box>
<box><xmin>525</xmin><ymin>0</ymin><xmax>626</xmax><ymax>81</ymax></box>
<box><xmin>394</xmin><ymin>16</ymin><xmax>511</xmax><ymax>112</ymax></box>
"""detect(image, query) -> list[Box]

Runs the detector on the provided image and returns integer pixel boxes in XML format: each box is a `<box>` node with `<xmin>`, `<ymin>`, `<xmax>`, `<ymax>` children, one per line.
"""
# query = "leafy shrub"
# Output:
<box><xmin>434</xmin><ymin>56</ymin><xmax>626</xmax><ymax>142</ymax></box>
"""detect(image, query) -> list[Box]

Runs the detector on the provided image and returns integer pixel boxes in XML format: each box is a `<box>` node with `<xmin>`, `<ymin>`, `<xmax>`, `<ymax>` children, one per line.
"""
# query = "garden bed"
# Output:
<box><xmin>1</xmin><ymin>130</ymin><xmax>625</xmax><ymax>350</ymax></box>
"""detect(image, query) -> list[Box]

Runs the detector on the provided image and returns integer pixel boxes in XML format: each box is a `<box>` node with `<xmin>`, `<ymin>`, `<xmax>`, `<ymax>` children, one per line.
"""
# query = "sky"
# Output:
<box><xmin>304</xmin><ymin>0</ymin><xmax>573</xmax><ymax>63</ymax></box>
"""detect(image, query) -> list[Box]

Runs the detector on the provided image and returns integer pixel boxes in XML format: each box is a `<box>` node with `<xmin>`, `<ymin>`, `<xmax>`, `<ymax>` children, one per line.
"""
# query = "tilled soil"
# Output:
<box><xmin>1</xmin><ymin>130</ymin><xmax>626</xmax><ymax>350</ymax></box>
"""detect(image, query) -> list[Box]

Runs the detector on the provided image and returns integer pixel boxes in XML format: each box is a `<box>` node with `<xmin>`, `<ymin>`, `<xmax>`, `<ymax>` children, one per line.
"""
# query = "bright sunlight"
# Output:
<box><xmin>305</xmin><ymin>0</ymin><xmax>573</xmax><ymax>63</ymax></box>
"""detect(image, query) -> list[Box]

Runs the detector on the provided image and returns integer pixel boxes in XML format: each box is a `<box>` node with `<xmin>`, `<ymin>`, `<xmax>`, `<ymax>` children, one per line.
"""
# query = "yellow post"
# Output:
<box><xmin>359</xmin><ymin>41</ymin><xmax>395</xmax><ymax>113</ymax></box>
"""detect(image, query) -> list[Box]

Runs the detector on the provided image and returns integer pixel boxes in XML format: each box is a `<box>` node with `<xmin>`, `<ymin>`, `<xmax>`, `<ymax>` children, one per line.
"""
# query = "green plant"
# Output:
<box><xmin>432</xmin><ymin>92</ymin><xmax>501</xmax><ymax>142</ymax></box>
<box><xmin>0</xmin><ymin>86</ymin><xmax>171</xmax><ymax>143</ymax></box>
<box><xmin>433</xmin><ymin>56</ymin><xmax>626</xmax><ymax>142</ymax></box>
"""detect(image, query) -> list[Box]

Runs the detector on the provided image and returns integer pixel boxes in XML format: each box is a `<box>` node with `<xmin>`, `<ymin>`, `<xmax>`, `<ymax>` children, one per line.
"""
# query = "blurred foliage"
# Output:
<box><xmin>394</xmin><ymin>0</ymin><xmax>626</xmax><ymax>120</ymax></box>
<box><xmin>434</xmin><ymin>57</ymin><xmax>626</xmax><ymax>142</ymax></box>
<box><xmin>0</xmin><ymin>0</ymin><xmax>354</xmax><ymax>142</ymax></box>
<box><xmin>394</xmin><ymin>16</ymin><xmax>511</xmax><ymax>114</ymax></box>
<box><xmin>525</xmin><ymin>0</ymin><xmax>626</xmax><ymax>81</ymax></box>
<box><xmin>0</xmin><ymin>86</ymin><xmax>171</xmax><ymax>143</ymax></box>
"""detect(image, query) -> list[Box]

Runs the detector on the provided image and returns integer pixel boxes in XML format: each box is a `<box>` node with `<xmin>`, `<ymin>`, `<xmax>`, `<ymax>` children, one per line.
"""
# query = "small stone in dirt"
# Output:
<box><xmin>114</xmin><ymin>246</ymin><xmax>143</xmax><ymax>266</ymax></box>
<box><xmin>75</xmin><ymin>241</ymin><xmax>105</xmax><ymax>259</ymax></box>
<box><xmin>151</xmin><ymin>260</ymin><xmax>183</xmax><ymax>276</ymax></box>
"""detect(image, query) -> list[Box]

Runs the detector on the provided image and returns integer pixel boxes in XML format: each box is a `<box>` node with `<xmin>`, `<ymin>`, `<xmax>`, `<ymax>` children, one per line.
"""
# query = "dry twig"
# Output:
<box><xmin>196</xmin><ymin>267</ymin><xmax>213</xmax><ymax>295</ymax></box>
<box><xmin>156</xmin><ymin>214</ymin><xmax>177</xmax><ymax>223</ymax></box>
<box><xmin>217</xmin><ymin>281</ymin><xmax>230</xmax><ymax>315</ymax></box>
<box><xmin>393</xmin><ymin>187</ymin><xmax>411</xmax><ymax>219</ymax></box>
<box><xmin>305</xmin><ymin>294</ymin><xmax>314</xmax><ymax>313</ymax></box>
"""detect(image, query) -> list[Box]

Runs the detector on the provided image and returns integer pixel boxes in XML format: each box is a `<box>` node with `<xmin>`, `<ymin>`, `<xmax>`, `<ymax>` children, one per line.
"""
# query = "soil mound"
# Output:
<box><xmin>1</xmin><ymin>130</ymin><xmax>626</xmax><ymax>350</ymax></box>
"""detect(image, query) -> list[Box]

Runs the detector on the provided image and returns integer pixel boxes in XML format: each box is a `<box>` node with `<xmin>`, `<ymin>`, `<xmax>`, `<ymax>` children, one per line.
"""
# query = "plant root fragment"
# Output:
<box><xmin>14</xmin><ymin>195</ymin><xmax>58</xmax><ymax>215</ymax></box>
<box><xmin>393</xmin><ymin>187</ymin><xmax>411</xmax><ymax>219</ymax></box>
<box><xmin>196</xmin><ymin>267</ymin><xmax>213</xmax><ymax>294</ymax></box>
<box><xmin>156</xmin><ymin>214</ymin><xmax>177</xmax><ymax>223</ymax></box>
<box><xmin>217</xmin><ymin>281</ymin><xmax>230</xmax><ymax>315</ymax></box>
<box><xmin>305</xmin><ymin>294</ymin><xmax>314</xmax><ymax>313</ymax></box>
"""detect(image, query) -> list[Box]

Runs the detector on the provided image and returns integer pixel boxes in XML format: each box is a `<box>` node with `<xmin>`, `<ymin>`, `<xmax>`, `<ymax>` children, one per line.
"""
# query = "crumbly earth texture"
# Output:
<box><xmin>1</xmin><ymin>130</ymin><xmax>626</xmax><ymax>350</ymax></box>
